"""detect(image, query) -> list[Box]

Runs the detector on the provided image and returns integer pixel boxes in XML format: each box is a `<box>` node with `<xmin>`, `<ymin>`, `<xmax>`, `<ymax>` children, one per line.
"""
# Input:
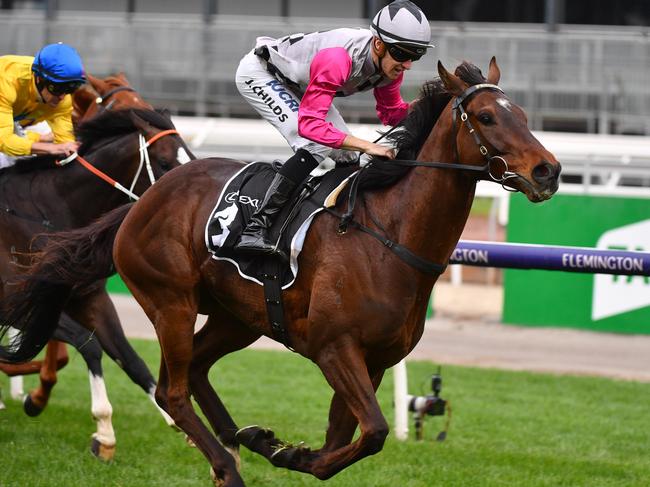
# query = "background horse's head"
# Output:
<box><xmin>437</xmin><ymin>57</ymin><xmax>561</xmax><ymax>202</ymax></box>
<box><xmin>73</xmin><ymin>73</ymin><xmax>152</xmax><ymax>125</ymax></box>
<box><xmin>75</xmin><ymin>108</ymin><xmax>195</xmax><ymax>199</ymax></box>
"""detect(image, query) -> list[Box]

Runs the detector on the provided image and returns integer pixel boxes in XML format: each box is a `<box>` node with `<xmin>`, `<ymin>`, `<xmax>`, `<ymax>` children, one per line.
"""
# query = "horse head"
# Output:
<box><xmin>75</xmin><ymin>108</ymin><xmax>196</xmax><ymax>203</ymax></box>
<box><xmin>73</xmin><ymin>73</ymin><xmax>152</xmax><ymax>125</ymax></box>
<box><xmin>437</xmin><ymin>57</ymin><xmax>561</xmax><ymax>202</ymax></box>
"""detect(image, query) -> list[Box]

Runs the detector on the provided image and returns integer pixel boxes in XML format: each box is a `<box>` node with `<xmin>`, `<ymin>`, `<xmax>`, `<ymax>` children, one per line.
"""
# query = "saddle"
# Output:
<box><xmin>205</xmin><ymin>161</ymin><xmax>357</xmax><ymax>349</ymax></box>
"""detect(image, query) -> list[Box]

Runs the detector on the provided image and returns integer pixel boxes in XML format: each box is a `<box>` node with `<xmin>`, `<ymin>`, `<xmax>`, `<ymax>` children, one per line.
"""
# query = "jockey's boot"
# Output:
<box><xmin>235</xmin><ymin>148</ymin><xmax>318</xmax><ymax>258</ymax></box>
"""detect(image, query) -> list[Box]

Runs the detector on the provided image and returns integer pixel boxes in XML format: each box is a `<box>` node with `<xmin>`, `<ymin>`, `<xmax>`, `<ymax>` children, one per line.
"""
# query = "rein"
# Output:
<box><xmin>57</xmin><ymin>129</ymin><xmax>179</xmax><ymax>201</ymax></box>
<box><xmin>335</xmin><ymin>83</ymin><xmax>519</xmax><ymax>276</ymax></box>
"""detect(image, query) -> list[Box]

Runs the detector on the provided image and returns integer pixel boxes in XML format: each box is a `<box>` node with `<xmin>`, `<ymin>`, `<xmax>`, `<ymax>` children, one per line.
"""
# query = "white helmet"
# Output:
<box><xmin>370</xmin><ymin>0</ymin><xmax>434</xmax><ymax>53</ymax></box>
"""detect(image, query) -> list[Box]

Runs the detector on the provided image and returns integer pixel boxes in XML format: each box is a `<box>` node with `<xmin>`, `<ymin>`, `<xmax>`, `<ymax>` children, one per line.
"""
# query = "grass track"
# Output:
<box><xmin>1</xmin><ymin>340</ymin><xmax>648</xmax><ymax>486</ymax></box>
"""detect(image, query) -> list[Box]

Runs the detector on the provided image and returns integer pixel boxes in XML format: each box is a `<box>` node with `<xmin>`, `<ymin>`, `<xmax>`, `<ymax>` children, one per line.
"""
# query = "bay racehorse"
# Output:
<box><xmin>72</xmin><ymin>72</ymin><xmax>152</xmax><ymax>125</ymax></box>
<box><xmin>0</xmin><ymin>108</ymin><xmax>194</xmax><ymax>459</ymax></box>
<box><xmin>0</xmin><ymin>59</ymin><xmax>560</xmax><ymax>485</ymax></box>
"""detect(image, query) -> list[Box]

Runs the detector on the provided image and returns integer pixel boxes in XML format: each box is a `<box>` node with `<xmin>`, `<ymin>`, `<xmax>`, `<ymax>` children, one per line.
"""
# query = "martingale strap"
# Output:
<box><xmin>325</xmin><ymin>206</ymin><xmax>447</xmax><ymax>276</ymax></box>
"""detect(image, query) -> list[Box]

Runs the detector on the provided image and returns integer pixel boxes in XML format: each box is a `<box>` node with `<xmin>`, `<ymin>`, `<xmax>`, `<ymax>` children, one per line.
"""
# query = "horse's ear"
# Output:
<box><xmin>437</xmin><ymin>60</ymin><xmax>466</xmax><ymax>96</ymax></box>
<box><xmin>87</xmin><ymin>74</ymin><xmax>106</xmax><ymax>93</ymax></box>
<box><xmin>487</xmin><ymin>56</ymin><xmax>501</xmax><ymax>85</ymax></box>
<box><xmin>115</xmin><ymin>72</ymin><xmax>130</xmax><ymax>84</ymax></box>
<box><xmin>129</xmin><ymin>110</ymin><xmax>156</xmax><ymax>137</ymax></box>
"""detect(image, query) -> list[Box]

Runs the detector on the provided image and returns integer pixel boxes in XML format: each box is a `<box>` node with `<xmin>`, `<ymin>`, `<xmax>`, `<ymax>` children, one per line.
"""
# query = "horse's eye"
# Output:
<box><xmin>478</xmin><ymin>112</ymin><xmax>494</xmax><ymax>125</ymax></box>
<box><xmin>159</xmin><ymin>160</ymin><xmax>171</xmax><ymax>170</ymax></box>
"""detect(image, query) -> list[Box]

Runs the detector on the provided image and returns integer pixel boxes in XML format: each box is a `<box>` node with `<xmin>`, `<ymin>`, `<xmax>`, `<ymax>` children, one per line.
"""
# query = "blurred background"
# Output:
<box><xmin>1</xmin><ymin>0</ymin><xmax>649</xmax><ymax>134</ymax></box>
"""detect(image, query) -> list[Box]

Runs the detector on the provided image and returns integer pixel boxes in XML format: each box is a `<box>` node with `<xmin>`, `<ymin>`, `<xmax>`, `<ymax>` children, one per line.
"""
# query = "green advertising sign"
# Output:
<box><xmin>504</xmin><ymin>193</ymin><xmax>650</xmax><ymax>334</ymax></box>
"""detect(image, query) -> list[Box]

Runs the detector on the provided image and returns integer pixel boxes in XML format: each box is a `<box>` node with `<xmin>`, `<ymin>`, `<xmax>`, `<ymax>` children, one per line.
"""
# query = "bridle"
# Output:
<box><xmin>450</xmin><ymin>83</ymin><xmax>520</xmax><ymax>188</ymax></box>
<box><xmin>328</xmin><ymin>82</ymin><xmax>533</xmax><ymax>276</ymax></box>
<box><xmin>386</xmin><ymin>82</ymin><xmax>525</xmax><ymax>191</ymax></box>
<box><xmin>94</xmin><ymin>85</ymin><xmax>137</xmax><ymax>112</ymax></box>
<box><xmin>57</xmin><ymin>129</ymin><xmax>180</xmax><ymax>201</ymax></box>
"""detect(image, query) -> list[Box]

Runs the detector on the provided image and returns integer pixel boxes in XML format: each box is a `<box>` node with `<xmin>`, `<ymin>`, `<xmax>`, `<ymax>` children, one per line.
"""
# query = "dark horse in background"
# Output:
<box><xmin>0</xmin><ymin>108</ymin><xmax>194</xmax><ymax>459</ymax></box>
<box><xmin>0</xmin><ymin>59</ymin><xmax>560</xmax><ymax>485</ymax></box>
<box><xmin>2</xmin><ymin>72</ymin><xmax>156</xmax><ymax>409</ymax></box>
<box><xmin>2</xmin><ymin>72</ymin><xmax>157</xmax><ymax>419</ymax></box>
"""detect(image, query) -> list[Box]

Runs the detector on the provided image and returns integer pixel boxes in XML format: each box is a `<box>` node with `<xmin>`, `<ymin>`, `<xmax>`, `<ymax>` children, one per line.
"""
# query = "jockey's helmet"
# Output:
<box><xmin>370</xmin><ymin>0</ymin><xmax>434</xmax><ymax>61</ymax></box>
<box><xmin>32</xmin><ymin>42</ymin><xmax>86</xmax><ymax>94</ymax></box>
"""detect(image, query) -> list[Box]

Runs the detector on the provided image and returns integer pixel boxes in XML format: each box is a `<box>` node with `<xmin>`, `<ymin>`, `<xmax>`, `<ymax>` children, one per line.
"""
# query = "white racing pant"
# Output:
<box><xmin>235</xmin><ymin>50</ymin><xmax>357</xmax><ymax>168</ymax></box>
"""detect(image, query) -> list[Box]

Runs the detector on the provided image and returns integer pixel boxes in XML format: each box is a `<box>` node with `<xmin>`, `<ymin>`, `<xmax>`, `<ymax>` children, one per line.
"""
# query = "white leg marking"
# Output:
<box><xmin>148</xmin><ymin>386</ymin><xmax>176</xmax><ymax>427</ymax></box>
<box><xmin>8</xmin><ymin>328</ymin><xmax>24</xmax><ymax>399</ymax></box>
<box><xmin>88</xmin><ymin>371</ymin><xmax>116</xmax><ymax>446</ymax></box>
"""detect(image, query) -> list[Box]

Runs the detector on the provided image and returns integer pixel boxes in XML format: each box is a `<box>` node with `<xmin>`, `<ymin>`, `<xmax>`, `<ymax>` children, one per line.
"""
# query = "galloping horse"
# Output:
<box><xmin>73</xmin><ymin>72</ymin><xmax>152</xmax><ymax>125</ymax></box>
<box><xmin>5</xmin><ymin>72</ymin><xmax>154</xmax><ymax>408</ymax></box>
<box><xmin>4</xmin><ymin>72</ymin><xmax>154</xmax><ymax>412</ymax></box>
<box><xmin>0</xmin><ymin>59</ymin><xmax>560</xmax><ymax>485</ymax></box>
<box><xmin>0</xmin><ymin>108</ymin><xmax>194</xmax><ymax>459</ymax></box>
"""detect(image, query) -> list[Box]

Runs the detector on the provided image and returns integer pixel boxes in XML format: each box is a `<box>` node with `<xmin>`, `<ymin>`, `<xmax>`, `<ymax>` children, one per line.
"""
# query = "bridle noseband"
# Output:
<box><xmin>56</xmin><ymin>129</ymin><xmax>180</xmax><ymax>201</ymax></box>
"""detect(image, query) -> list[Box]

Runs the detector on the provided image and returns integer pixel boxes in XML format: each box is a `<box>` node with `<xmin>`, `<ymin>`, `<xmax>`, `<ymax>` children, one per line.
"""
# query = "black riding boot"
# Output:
<box><xmin>235</xmin><ymin>173</ymin><xmax>296</xmax><ymax>255</ymax></box>
<box><xmin>235</xmin><ymin>148</ymin><xmax>318</xmax><ymax>257</ymax></box>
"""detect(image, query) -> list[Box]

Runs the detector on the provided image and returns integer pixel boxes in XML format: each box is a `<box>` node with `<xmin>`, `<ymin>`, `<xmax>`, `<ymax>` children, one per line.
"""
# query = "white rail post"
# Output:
<box><xmin>394</xmin><ymin>359</ymin><xmax>409</xmax><ymax>440</ymax></box>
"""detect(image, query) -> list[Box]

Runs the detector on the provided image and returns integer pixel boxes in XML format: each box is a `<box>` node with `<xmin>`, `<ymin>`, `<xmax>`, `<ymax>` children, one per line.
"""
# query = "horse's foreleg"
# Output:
<box><xmin>320</xmin><ymin>370</ymin><xmax>386</xmax><ymax>453</ymax></box>
<box><xmin>270</xmin><ymin>341</ymin><xmax>389</xmax><ymax>479</ymax></box>
<box><xmin>189</xmin><ymin>313</ymin><xmax>261</xmax><ymax>469</ymax></box>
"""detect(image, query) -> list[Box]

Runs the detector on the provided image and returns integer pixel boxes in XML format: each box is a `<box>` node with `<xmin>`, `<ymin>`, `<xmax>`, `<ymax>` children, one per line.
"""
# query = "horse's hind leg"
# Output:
<box><xmin>189</xmin><ymin>312</ymin><xmax>261</xmax><ymax>468</ymax></box>
<box><xmin>21</xmin><ymin>339</ymin><xmax>68</xmax><ymax>415</ymax></box>
<box><xmin>128</xmin><ymin>285</ymin><xmax>244</xmax><ymax>487</ymax></box>
<box><xmin>50</xmin><ymin>314</ymin><xmax>117</xmax><ymax>461</ymax></box>
<box><xmin>68</xmin><ymin>288</ymin><xmax>173</xmax><ymax>426</ymax></box>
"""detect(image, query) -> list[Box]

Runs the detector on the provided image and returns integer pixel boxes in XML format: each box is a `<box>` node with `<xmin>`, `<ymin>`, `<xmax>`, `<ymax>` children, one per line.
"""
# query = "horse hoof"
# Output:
<box><xmin>185</xmin><ymin>434</ymin><xmax>197</xmax><ymax>448</ymax></box>
<box><xmin>270</xmin><ymin>445</ymin><xmax>298</xmax><ymax>468</ymax></box>
<box><xmin>90</xmin><ymin>437</ymin><xmax>116</xmax><ymax>462</ymax></box>
<box><xmin>23</xmin><ymin>395</ymin><xmax>44</xmax><ymax>417</ymax></box>
<box><xmin>235</xmin><ymin>425</ymin><xmax>282</xmax><ymax>458</ymax></box>
<box><xmin>235</xmin><ymin>425</ymin><xmax>274</xmax><ymax>447</ymax></box>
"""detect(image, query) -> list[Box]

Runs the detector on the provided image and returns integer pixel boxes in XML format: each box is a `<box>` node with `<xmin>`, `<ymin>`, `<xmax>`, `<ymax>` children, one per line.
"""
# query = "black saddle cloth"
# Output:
<box><xmin>205</xmin><ymin>161</ymin><xmax>357</xmax><ymax>288</ymax></box>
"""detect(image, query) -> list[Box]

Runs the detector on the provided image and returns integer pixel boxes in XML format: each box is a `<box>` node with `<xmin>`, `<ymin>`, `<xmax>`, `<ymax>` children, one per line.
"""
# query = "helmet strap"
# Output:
<box><xmin>372</xmin><ymin>38</ymin><xmax>389</xmax><ymax>77</ymax></box>
<box><xmin>34</xmin><ymin>76</ymin><xmax>47</xmax><ymax>101</ymax></box>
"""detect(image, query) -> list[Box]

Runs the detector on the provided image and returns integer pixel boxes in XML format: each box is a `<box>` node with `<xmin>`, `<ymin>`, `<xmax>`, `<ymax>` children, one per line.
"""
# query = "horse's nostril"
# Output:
<box><xmin>532</xmin><ymin>161</ymin><xmax>558</xmax><ymax>183</ymax></box>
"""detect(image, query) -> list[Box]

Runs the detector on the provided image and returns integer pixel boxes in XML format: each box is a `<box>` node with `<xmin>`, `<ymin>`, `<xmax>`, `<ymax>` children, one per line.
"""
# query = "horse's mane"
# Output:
<box><xmin>0</xmin><ymin>108</ymin><xmax>175</xmax><ymax>176</ymax></box>
<box><xmin>358</xmin><ymin>61</ymin><xmax>488</xmax><ymax>191</ymax></box>
<box><xmin>76</xmin><ymin>108</ymin><xmax>175</xmax><ymax>153</ymax></box>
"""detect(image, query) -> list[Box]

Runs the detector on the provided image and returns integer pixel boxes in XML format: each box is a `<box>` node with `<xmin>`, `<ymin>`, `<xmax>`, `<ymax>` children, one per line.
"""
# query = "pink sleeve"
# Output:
<box><xmin>297</xmin><ymin>48</ymin><xmax>351</xmax><ymax>148</ymax></box>
<box><xmin>374</xmin><ymin>73</ymin><xmax>409</xmax><ymax>126</ymax></box>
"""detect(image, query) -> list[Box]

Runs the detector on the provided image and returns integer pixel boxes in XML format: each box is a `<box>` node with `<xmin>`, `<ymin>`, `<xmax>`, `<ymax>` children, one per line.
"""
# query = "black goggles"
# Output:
<box><xmin>46</xmin><ymin>80</ymin><xmax>84</xmax><ymax>96</ymax></box>
<box><xmin>387</xmin><ymin>44</ymin><xmax>424</xmax><ymax>63</ymax></box>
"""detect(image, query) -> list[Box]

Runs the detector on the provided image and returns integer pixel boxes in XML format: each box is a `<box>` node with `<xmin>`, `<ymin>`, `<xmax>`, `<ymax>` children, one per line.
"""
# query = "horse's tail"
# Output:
<box><xmin>0</xmin><ymin>203</ymin><xmax>133</xmax><ymax>363</ymax></box>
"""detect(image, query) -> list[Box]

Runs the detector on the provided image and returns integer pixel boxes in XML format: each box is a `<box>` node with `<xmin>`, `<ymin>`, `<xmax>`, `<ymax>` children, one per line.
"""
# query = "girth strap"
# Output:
<box><xmin>261</xmin><ymin>259</ymin><xmax>294</xmax><ymax>351</ymax></box>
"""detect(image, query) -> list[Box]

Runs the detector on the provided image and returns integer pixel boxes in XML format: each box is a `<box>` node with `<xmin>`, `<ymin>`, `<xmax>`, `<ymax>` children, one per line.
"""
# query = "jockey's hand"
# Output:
<box><xmin>54</xmin><ymin>141</ymin><xmax>80</xmax><ymax>156</ymax></box>
<box><xmin>363</xmin><ymin>143</ymin><xmax>396</xmax><ymax>159</ymax></box>
<box><xmin>340</xmin><ymin>134</ymin><xmax>396</xmax><ymax>159</ymax></box>
<box><xmin>38</xmin><ymin>132</ymin><xmax>54</xmax><ymax>143</ymax></box>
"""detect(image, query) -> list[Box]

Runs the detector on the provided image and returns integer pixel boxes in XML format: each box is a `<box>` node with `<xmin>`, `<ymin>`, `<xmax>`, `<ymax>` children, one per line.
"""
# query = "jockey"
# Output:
<box><xmin>0</xmin><ymin>42</ymin><xmax>86</xmax><ymax>169</ymax></box>
<box><xmin>234</xmin><ymin>0</ymin><xmax>433</xmax><ymax>256</ymax></box>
